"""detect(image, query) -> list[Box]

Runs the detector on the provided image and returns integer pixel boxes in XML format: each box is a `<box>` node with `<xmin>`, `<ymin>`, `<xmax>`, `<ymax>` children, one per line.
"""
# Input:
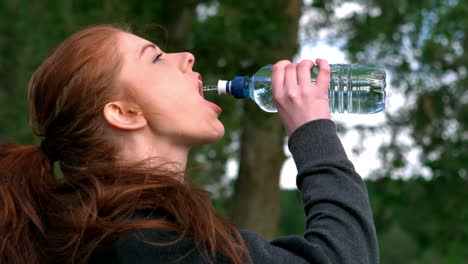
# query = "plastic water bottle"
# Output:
<box><xmin>203</xmin><ymin>64</ymin><xmax>387</xmax><ymax>113</ymax></box>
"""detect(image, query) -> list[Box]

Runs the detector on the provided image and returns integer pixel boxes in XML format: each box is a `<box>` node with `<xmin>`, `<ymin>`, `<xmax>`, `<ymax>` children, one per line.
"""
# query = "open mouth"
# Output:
<box><xmin>195</xmin><ymin>72</ymin><xmax>222</xmax><ymax>114</ymax></box>
<box><xmin>195</xmin><ymin>73</ymin><xmax>204</xmax><ymax>98</ymax></box>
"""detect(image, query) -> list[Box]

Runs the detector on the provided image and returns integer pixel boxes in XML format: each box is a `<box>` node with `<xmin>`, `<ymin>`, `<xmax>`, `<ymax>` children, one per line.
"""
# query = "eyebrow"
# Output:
<box><xmin>139</xmin><ymin>43</ymin><xmax>157</xmax><ymax>59</ymax></box>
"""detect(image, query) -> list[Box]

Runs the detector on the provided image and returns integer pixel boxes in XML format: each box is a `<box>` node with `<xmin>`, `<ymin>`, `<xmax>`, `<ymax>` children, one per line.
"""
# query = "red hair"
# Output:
<box><xmin>0</xmin><ymin>25</ymin><xmax>249</xmax><ymax>264</ymax></box>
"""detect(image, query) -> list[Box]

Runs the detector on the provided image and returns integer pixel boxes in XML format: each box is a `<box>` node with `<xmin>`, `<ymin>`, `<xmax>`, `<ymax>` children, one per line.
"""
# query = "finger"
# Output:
<box><xmin>315</xmin><ymin>58</ymin><xmax>331</xmax><ymax>92</ymax></box>
<box><xmin>271</xmin><ymin>60</ymin><xmax>291</xmax><ymax>99</ymax></box>
<box><xmin>297</xmin><ymin>60</ymin><xmax>315</xmax><ymax>86</ymax></box>
<box><xmin>284</xmin><ymin>63</ymin><xmax>298</xmax><ymax>89</ymax></box>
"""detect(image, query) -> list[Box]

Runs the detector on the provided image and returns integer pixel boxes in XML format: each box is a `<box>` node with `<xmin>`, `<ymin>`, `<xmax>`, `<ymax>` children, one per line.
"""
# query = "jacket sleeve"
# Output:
<box><xmin>240</xmin><ymin>119</ymin><xmax>379</xmax><ymax>264</ymax></box>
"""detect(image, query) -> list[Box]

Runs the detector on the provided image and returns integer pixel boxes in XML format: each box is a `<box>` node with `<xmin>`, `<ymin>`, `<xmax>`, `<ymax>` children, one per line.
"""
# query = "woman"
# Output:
<box><xmin>0</xmin><ymin>25</ymin><xmax>379</xmax><ymax>263</ymax></box>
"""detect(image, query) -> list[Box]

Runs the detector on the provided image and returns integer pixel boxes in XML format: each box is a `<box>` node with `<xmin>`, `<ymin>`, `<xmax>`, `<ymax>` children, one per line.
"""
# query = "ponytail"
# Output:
<box><xmin>0</xmin><ymin>144</ymin><xmax>55</xmax><ymax>263</ymax></box>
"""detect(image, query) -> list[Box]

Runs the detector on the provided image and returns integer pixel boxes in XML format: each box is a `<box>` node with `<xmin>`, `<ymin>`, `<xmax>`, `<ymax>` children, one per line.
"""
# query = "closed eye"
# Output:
<box><xmin>153</xmin><ymin>53</ymin><xmax>163</xmax><ymax>63</ymax></box>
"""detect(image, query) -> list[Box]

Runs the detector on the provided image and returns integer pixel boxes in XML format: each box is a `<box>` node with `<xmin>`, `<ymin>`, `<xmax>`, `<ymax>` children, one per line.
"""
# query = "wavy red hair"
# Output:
<box><xmin>0</xmin><ymin>25</ymin><xmax>249</xmax><ymax>264</ymax></box>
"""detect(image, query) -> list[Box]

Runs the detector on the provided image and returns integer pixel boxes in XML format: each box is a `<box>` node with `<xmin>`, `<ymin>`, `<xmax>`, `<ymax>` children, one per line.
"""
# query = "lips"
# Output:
<box><xmin>194</xmin><ymin>72</ymin><xmax>222</xmax><ymax>114</ymax></box>
<box><xmin>195</xmin><ymin>72</ymin><xmax>204</xmax><ymax>98</ymax></box>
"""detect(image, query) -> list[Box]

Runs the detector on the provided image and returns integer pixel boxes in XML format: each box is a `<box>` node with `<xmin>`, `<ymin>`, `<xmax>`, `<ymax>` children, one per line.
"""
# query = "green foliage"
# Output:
<box><xmin>368</xmin><ymin>177</ymin><xmax>468</xmax><ymax>263</ymax></box>
<box><xmin>306</xmin><ymin>0</ymin><xmax>468</xmax><ymax>179</ymax></box>
<box><xmin>278</xmin><ymin>178</ymin><xmax>468</xmax><ymax>263</ymax></box>
<box><xmin>277</xmin><ymin>190</ymin><xmax>306</xmax><ymax>237</ymax></box>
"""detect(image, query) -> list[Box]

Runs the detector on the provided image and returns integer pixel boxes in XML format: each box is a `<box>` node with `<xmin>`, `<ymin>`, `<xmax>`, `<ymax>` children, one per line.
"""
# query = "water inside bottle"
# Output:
<box><xmin>250</xmin><ymin>67</ymin><xmax>277</xmax><ymax>112</ymax></box>
<box><xmin>251</xmin><ymin>76</ymin><xmax>276</xmax><ymax>112</ymax></box>
<box><xmin>250</xmin><ymin>64</ymin><xmax>386</xmax><ymax>113</ymax></box>
<box><xmin>328</xmin><ymin>65</ymin><xmax>386</xmax><ymax>114</ymax></box>
<box><xmin>203</xmin><ymin>85</ymin><xmax>218</xmax><ymax>92</ymax></box>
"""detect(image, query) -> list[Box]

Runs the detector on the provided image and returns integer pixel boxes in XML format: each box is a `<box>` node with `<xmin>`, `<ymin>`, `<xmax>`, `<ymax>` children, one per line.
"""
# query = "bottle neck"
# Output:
<box><xmin>227</xmin><ymin>76</ymin><xmax>250</xmax><ymax>99</ymax></box>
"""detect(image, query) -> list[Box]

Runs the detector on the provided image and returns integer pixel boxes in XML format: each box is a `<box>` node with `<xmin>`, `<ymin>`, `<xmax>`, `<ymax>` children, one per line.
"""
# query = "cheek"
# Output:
<box><xmin>184</xmin><ymin>107</ymin><xmax>225</xmax><ymax>140</ymax></box>
<box><xmin>139</xmin><ymin>86</ymin><xmax>188</xmax><ymax>115</ymax></box>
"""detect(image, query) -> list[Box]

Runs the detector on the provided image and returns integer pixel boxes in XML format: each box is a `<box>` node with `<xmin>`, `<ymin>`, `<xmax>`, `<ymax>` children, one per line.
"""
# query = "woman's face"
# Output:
<box><xmin>116</xmin><ymin>32</ymin><xmax>224</xmax><ymax>147</ymax></box>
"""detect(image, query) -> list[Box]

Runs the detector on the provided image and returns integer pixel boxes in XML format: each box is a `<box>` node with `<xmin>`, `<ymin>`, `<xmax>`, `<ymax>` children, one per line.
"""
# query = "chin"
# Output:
<box><xmin>212</xmin><ymin>124</ymin><xmax>225</xmax><ymax>141</ymax></box>
<box><xmin>209</xmin><ymin>122</ymin><xmax>226</xmax><ymax>141</ymax></box>
<box><xmin>197</xmin><ymin>122</ymin><xmax>225</xmax><ymax>145</ymax></box>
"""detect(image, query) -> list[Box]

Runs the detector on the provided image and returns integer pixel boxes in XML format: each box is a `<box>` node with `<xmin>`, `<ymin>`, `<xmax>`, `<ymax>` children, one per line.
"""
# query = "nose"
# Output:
<box><xmin>179</xmin><ymin>52</ymin><xmax>195</xmax><ymax>73</ymax></box>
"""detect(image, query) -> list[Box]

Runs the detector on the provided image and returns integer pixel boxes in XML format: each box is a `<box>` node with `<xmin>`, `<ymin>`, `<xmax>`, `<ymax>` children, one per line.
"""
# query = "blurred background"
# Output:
<box><xmin>1</xmin><ymin>0</ymin><xmax>467</xmax><ymax>262</ymax></box>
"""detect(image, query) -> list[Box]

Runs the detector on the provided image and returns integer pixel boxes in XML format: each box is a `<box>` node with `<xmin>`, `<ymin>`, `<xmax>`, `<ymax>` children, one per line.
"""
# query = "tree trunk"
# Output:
<box><xmin>229</xmin><ymin>104</ymin><xmax>286</xmax><ymax>240</ymax></box>
<box><xmin>229</xmin><ymin>0</ymin><xmax>302</xmax><ymax>240</ymax></box>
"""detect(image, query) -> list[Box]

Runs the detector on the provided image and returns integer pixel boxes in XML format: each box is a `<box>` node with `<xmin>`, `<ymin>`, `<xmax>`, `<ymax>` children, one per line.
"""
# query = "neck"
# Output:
<box><xmin>115</xmin><ymin>128</ymin><xmax>190</xmax><ymax>172</ymax></box>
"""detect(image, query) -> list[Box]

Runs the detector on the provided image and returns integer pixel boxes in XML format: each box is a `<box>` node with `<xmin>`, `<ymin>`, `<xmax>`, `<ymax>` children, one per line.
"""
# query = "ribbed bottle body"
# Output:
<box><xmin>248</xmin><ymin>64</ymin><xmax>386</xmax><ymax>113</ymax></box>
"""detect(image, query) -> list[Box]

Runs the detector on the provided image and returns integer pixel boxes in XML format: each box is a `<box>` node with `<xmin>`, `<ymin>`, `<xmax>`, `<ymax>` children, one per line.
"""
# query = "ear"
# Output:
<box><xmin>103</xmin><ymin>101</ymin><xmax>147</xmax><ymax>130</ymax></box>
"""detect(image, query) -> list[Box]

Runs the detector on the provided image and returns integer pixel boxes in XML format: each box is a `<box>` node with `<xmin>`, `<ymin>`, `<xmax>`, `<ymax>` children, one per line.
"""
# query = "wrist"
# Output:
<box><xmin>283</xmin><ymin>113</ymin><xmax>331</xmax><ymax>136</ymax></box>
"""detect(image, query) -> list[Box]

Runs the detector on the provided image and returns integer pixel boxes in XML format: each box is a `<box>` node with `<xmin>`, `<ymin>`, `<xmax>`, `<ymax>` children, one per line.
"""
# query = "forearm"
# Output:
<box><xmin>288</xmin><ymin>119</ymin><xmax>379</xmax><ymax>264</ymax></box>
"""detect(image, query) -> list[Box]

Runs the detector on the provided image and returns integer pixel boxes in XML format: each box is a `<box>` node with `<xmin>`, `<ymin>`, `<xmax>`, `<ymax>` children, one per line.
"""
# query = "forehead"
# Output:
<box><xmin>117</xmin><ymin>32</ymin><xmax>146</xmax><ymax>52</ymax></box>
<box><xmin>115</xmin><ymin>33</ymin><xmax>151</xmax><ymax>85</ymax></box>
<box><xmin>117</xmin><ymin>32</ymin><xmax>159</xmax><ymax>58</ymax></box>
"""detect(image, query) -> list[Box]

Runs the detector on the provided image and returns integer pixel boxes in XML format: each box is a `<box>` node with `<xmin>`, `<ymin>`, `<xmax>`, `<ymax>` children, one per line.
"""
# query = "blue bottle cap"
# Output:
<box><xmin>229</xmin><ymin>76</ymin><xmax>249</xmax><ymax>99</ymax></box>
